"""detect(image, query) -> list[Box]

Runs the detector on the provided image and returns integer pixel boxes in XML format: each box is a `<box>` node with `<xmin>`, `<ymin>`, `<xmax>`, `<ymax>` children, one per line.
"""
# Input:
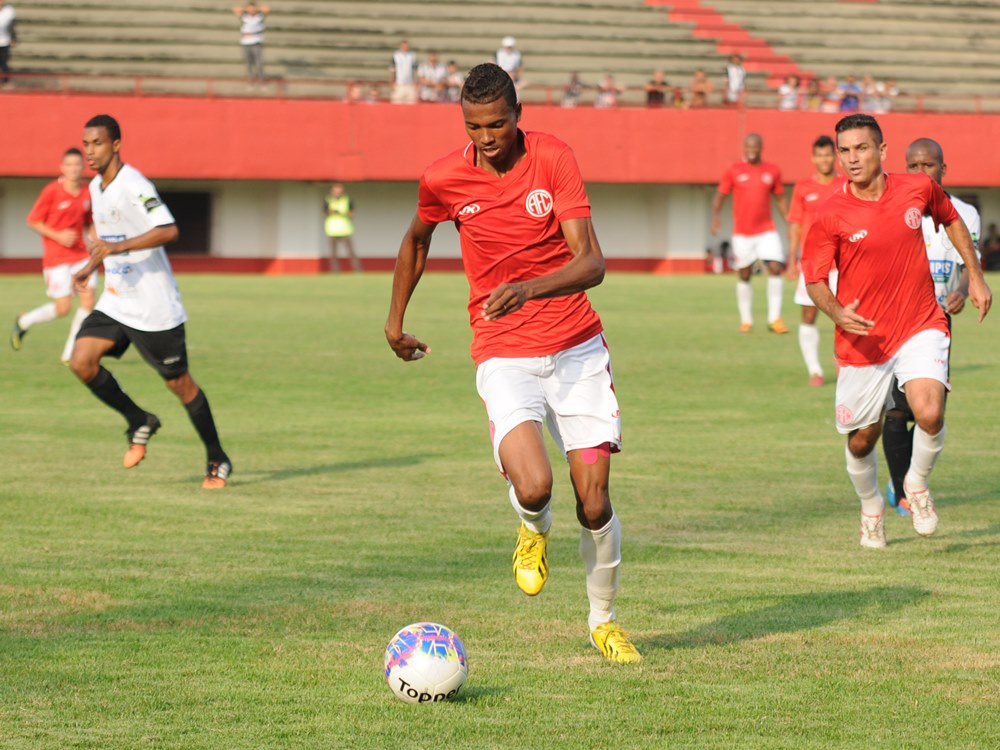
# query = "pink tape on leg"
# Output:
<box><xmin>580</xmin><ymin>443</ymin><xmax>613</xmax><ymax>465</ymax></box>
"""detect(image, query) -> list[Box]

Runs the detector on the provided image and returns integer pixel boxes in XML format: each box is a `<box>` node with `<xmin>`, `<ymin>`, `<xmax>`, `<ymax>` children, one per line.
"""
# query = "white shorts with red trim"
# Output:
<box><xmin>834</xmin><ymin>328</ymin><xmax>951</xmax><ymax>434</ymax></box>
<box><xmin>795</xmin><ymin>269</ymin><xmax>838</xmax><ymax>306</ymax></box>
<box><xmin>44</xmin><ymin>259</ymin><xmax>96</xmax><ymax>300</ymax></box>
<box><xmin>475</xmin><ymin>333</ymin><xmax>622</xmax><ymax>474</ymax></box>
<box><xmin>732</xmin><ymin>230</ymin><xmax>785</xmax><ymax>269</ymax></box>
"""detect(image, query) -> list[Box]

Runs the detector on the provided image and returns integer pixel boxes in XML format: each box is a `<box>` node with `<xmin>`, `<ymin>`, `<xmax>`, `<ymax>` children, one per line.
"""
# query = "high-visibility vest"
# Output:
<box><xmin>325</xmin><ymin>195</ymin><xmax>354</xmax><ymax>237</ymax></box>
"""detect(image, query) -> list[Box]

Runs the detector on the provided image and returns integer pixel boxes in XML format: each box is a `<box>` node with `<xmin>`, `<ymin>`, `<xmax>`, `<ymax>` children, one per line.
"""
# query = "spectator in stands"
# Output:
<box><xmin>838</xmin><ymin>74</ymin><xmax>862</xmax><ymax>112</ymax></box>
<box><xmin>418</xmin><ymin>51</ymin><xmax>448</xmax><ymax>102</ymax></box>
<box><xmin>390</xmin><ymin>39</ymin><xmax>417</xmax><ymax>104</ymax></box>
<box><xmin>0</xmin><ymin>0</ymin><xmax>15</xmax><ymax>88</ymax></box>
<box><xmin>561</xmin><ymin>71</ymin><xmax>586</xmax><ymax>108</ymax></box>
<box><xmin>802</xmin><ymin>78</ymin><xmax>822</xmax><ymax>111</ymax></box>
<box><xmin>881</xmin><ymin>78</ymin><xmax>899</xmax><ymax>112</ymax></box>
<box><xmin>982</xmin><ymin>223</ymin><xmax>1000</xmax><ymax>271</ymax></box>
<box><xmin>671</xmin><ymin>85</ymin><xmax>686</xmax><ymax>108</ymax></box>
<box><xmin>778</xmin><ymin>74</ymin><xmax>801</xmax><ymax>111</ymax></box>
<box><xmin>232</xmin><ymin>3</ymin><xmax>269</xmax><ymax>87</ymax></box>
<box><xmin>444</xmin><ymin>60</ymin><xmax>464</xmax><ymax>103</ymax></box>
<box><xmin>645</xmin><ymin>69</ymin><xmax>669</xmax><ymax>108</ymax></box>
<box><xmin>594</xmin><ymin>74</ymin><xmax>624</xmax><ymax>109</ymax></box>
<box><xmin>820</xmin><ymin>76</ymin><xmax>841</xmax><ymax>113</ymax></box>
<box><xmin>496</xmin><ymin>36</ymin><xmax>523</xmax><ymax>86</ymax></box>
<box><xmin>724</xmin><ymin>53</ymin><xmax>746</xmax><ymax>107</ymax></box>
<box><xmin>688</xmin><ymin>68</ymin><xmax>714</xmax><ymax>108</ymax></box>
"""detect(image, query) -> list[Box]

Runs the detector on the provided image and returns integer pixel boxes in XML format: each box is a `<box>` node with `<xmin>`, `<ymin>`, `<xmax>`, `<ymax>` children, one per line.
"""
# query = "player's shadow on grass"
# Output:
<box><xmin>652</xmin><ymin>585</ymin><xmax>929</xmax><ymax>651</ymax></box>
<box><xmin>212</xmin><ymin>453</ymin><xmax>437</xmax><ymax>486</ymax></box>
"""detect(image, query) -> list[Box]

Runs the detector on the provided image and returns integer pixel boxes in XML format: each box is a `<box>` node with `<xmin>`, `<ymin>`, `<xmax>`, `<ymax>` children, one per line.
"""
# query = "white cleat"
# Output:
<box><xmin>905</xmin><ymin>483</ymin><xmax>938</xmax><ymax>537</ymax></box>
<box><xmin>859</xmin><ymin>511</ymin><xmax>887</xmax><ymax>549</ymax></box>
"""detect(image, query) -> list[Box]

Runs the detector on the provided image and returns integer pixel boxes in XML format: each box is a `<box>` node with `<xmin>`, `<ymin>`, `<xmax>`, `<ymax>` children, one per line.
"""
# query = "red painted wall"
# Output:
<box><xmin>4</xmin><ymin>93</ymin><xmax>1000</xmax><ymax>185</ymax></box>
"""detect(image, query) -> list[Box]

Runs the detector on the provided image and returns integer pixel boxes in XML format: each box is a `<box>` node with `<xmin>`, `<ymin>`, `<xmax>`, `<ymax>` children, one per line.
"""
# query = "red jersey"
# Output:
<box><xmin>26</xmin><ymin>178</ymin><xmax>92</xmax><ymax>268</ymax></box>
<box><xmin>802</xmin><ymin>172</ymin><xmax>957</xmax><ymax>366</ymax></box>
<box><xmin>717</xmin><ymin>160</ymin><xmax>784</xmax><ymax>236</ymax></box>
<box><xmin>787</xmin><ymin>175</ymin><xmax>845</xmax><ymax>253</ymax></box>
<box><xmin>418</xmin><ymin>130</ymin><xmax>603</xmax><ymax>364</ymax></box>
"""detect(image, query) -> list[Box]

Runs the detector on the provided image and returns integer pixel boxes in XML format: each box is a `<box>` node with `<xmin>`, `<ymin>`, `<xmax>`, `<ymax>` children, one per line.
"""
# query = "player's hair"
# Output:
<box><xmin>63</xmin><ymin>147</ymin><xmax>83</xmax><ymax>159</ymax></box>
<box><xmin>85</xmin><ymin>114</ymin><xmax>122</xmax><ymax>142</ymax></box>
<box><xmin>812</xmin><ymin>135</ymin><xmax>835</xmax><ymax>151</ymax></box>
<box><xmin>835</xmin><ymin>114</ymin><xmax>882</xmax><ymax>145</ymax></box>
<box><xmin>461</xmin><ymin>63</ymin><xmax>517</xmax><ymax>109</ymax></box>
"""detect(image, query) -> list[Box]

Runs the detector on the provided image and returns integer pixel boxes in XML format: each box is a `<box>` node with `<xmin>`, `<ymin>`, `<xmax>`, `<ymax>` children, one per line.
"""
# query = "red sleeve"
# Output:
<box><xmin>27</xmin><ymin>182</ymin><xmax>54</xmax><ymax>225</ymax></box>
<box><xmin>416</xmin><ymin>172</ymin><xmax>450</xmax><ymax>225</ymax></box>
<box><xmin>926</xmin><ymin>177</ymin><xmax>959</xmax><ymax>228</ymax></box>
<box><xmin>717</xmin><ymin>165</ymin><xmax>734</xmax><ymax>195</ymax></box>
<box><xmin>771</xmin><ymin>165</ymin><xmax>785</xmax><ymax>195</ymax></box>
<box><xmin>801</xmin><ymin>210</ymin><xmax>838</xmax><ymax>284</ymax></box>
<box><xmin>551</xmin><ymin>143</ymin><xmax>590</xmax><ymax>222</ymax></box>
<box><xmin>786</xmin><ymin>183</ymin><xmax>805</xmax><ymax>224</ymax></box>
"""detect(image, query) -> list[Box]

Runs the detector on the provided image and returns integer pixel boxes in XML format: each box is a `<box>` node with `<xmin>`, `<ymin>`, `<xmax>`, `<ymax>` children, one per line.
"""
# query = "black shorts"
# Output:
<box><xmin>77</xmin><ymin>310</ymin><xmax>189</xmax><ymax>379</ymax></box>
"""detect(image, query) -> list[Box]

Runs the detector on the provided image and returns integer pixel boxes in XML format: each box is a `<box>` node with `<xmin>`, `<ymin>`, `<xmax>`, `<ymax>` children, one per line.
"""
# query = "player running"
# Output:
<box><xmin>883</xmin><ymin>138</ymin><xmax>981</xmax><ymax>515</ymax></box>
<box><xmin>710</xmin><ymin>133</ymin><xmax>790</xmax><ymax>334</ymax></box>
<box><xmin>786</xmin><ymin>135</ymin><xmax>844</xmax><ymax>386</ymax></box>
<box><xmin>385</xmin><ymin>63</ymin><xmax>640</xmax><ymax>664</ymax></box>
<box><xmin>802</xmin><ymin>114</ymin><xmax>991</xmax><ymax>549</ymax></box>
<box><xmin>12</xmin><ymin>148</ymin><xmax>97</xmax><ymax>362</ymax></box>
<box><xmin>69</xmin><ymin>114</ymin><xmax>232</xmax><ymax>489</ymax></box>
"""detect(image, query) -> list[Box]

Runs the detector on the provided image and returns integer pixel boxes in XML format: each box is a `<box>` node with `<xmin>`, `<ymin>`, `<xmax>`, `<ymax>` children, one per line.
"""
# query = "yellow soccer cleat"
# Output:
<box><xmin>512</xmin><ymin>523</ymin><xmax>549</xmax><ymax>596</ymax></box>
<box><xmin>590</xmin><ymin>621</ymin><xmax>642</xmax><ymax>664</ymax></box>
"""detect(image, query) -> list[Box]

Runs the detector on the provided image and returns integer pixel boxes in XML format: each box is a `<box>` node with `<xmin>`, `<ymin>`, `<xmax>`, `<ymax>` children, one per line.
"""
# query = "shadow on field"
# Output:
<box><xmin>229</xmin><ymin>453</ymin><xmax>436</xmax><ymax>486</ymax></box>
<box><xmin>649</xmin><ymin>586</ymin><xmax>930</xmax><ymax>650</ymax></box>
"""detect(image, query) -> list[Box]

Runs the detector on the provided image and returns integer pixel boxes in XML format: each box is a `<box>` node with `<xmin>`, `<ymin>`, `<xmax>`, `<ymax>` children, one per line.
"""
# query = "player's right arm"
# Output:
<box><xmin>709</xmin><ymin>191</ymin><xmax>726</xmax><ymax>236</ymax></box>
<box><xmin>385</xmin><ymin>213</ymin><xmax>436</xmax><ymax>362</ymax></box>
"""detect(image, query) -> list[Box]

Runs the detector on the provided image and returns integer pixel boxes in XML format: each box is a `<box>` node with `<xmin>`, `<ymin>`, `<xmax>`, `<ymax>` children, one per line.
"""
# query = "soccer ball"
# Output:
<box><xmin>384</xmin><ymin>622</ymin><xmax>468</xmax><ymax>704</ymax></box>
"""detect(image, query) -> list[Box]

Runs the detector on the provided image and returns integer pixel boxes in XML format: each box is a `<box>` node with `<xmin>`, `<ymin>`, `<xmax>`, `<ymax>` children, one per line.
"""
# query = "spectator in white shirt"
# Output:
<box><xmin>390</xmin><ymin>40</ymin><xmax>417</xmax><ymax>104</ymax></box>
<box><xmin>0</xmin><ymin>0</ymin><xmax>16</xmax><ymax>87</ymax></box>
<box><xmin>496</xmin><ymin>36</ymin><xmax>523</xmax><ymax>85</ymax></box>
<box><xmin>232</xmin><ymin>3</ymin><xmax>269</xmax><ymax>86</ymax></box>
<box><xmin>417</xmin><ymin>52</ymin><xmax>448</xmax><ymax>102</ymax></box>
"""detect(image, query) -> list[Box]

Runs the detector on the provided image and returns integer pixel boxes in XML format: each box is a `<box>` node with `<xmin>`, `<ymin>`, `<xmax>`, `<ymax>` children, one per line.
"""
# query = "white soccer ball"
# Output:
<box><xmin>384</xmin><ymin>622</ymin><xmax>468</xmax><ymax>704</ymax></box>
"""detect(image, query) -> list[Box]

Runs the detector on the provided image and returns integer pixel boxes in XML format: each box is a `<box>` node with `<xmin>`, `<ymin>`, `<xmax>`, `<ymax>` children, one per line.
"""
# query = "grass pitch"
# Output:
<box><xmin>1</xmin><ymin>272</ymin><xmax>998</xmax><ymax>749</ymax></box>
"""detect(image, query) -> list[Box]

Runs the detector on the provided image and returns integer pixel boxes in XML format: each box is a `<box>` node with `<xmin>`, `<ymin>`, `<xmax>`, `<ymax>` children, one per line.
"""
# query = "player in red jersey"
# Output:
<box><xmin>711</xmin><ymin>133</ymin><xmax>790</xmax><ymax>334</ymax></box>
<box><xmin>11</xmin><ymin>148</ymin><xmax>97</xmax><ymax>362</ymax></box>
<box><xmin>786</xmin><ymin>135</ymin><xmax>844</xmax><ymax>386</ymax></box>
<box><xmin>385</xmin><ymin>63</ymin><xmax>640</xmax><ymax>664</ymax></box>
<box><xmin>802</xmin><ymin>114</ymin><xmax>991</xmax><ymax>548</ymax></box>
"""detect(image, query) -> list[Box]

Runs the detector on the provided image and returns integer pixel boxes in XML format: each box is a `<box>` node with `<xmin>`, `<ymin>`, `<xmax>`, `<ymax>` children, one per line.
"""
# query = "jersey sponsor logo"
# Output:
<box><xmin>57</xmin><ymin>200</ymin><xmax>73</xmax><ymax>211</ymax></box>
<box><xmin>805</xmin><ymin>192</ymin><xmax>820</xmax><ymax>203</ymax></box>
<box><xmin>459</xmin><ymin>204</ymin><xmax>481</xmax><ymax>216</ymax></box>
<box><xmin>100</xmin><ymin>234</ymin><xmax>127</xmax><ymax>242</ymax></box>
<box><xmin>141</xmin><ymin>195</ymin><xmax>163</xmax><ymax>213</ymax></box>
<box><xmin>929</xmin><ymin>259</ymin><xmax>953</xmax><ymax>282</ymax></box>
<box><xmin>525</xmin><ymin>189</ymin><xmax>553</xmax><ymax>218</ymax></box>
<box><xmin>736</xmin><ymin>173</ymin><xmax>750</xmax><ymax>183</ymax></box>
<box><xmin>905</xmin><ymin>207</ymin><xmax>922</xmax><ymax>230</ymax></box>
<box><xmin>848</xmin><ymin>229</ymin><xmax>868</xmax><ymax>243</ymax></box>
<box><xmin>106</xmin><ymin>264</ymin><xmax>133</xmax><ymax>275</ymax></box>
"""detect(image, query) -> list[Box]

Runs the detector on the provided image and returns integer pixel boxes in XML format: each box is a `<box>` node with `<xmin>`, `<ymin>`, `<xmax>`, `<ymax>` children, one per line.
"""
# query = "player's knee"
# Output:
<box><xmin>513</xmin><ymin>478</ymin><xmax>552</xmax><ymax>511</ymax></box>
<box><xmin>847</xmin><ymin>432</ymin><xmax>878</xmax><ymax>458</ymax></box>
<box><xmin>915</xmin><ymin>410</ymin><xmax>944</xmax><ymax>435</ymax></box>
<box><xmin>69</xmin><ymin>353</ymin><xmax>98</xmax><ymax>382</ymax></box>
<box><xmin>54</xmin><ymin>298</ymin><xmax>72</xmax><ymax>317</ymax></box>
<box><xmin>575</xmin><ymin>490</ymin><xmax>612</xmax><ymax>527</ymax></box>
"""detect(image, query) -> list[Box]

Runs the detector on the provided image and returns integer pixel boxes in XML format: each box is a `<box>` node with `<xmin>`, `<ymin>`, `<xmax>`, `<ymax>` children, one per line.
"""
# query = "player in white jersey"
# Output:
<box><xmin>70</xmin><ymin>114</ymin><xmax>232</xmax><ymax>489</ymax></box>
<box><xmin>883</xmin><ymin>138</ymin><xmax>980</xmax><ymax>514</ymax></box>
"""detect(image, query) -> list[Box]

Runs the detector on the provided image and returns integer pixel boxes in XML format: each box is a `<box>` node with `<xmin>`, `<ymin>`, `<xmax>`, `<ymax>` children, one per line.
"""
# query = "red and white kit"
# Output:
<box><xmin>717</xmin><ymin>160</ymin><xmax>785</xmax><ymax>268</ymax></box>
<box><xmin>27</xmin><ymin>178</ymin><xmax>95</xmax><ymax>297</ymax></box>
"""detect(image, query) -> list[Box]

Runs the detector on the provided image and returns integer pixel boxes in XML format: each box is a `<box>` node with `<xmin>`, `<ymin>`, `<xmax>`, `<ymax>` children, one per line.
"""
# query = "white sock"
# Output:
<box><xmin>508</xmin><ymin>483</ymin><xmax>551</xmax><ymax>534</ymax></box>
<box><xmin>905</xmin><ymin>424</ymin><xmax>946</xmax><ymax>493</ymax></box>
<box><xmin>845</xmin><ymin>444</ymin><xmax>884</xmax><ymax>516</ymax></box>
<box><xmin>18</xmin><ymin>303</ymin><xmax>58</xmax><ymax>330</ymax></box>
<box><xmin>580</xmin><ymin>513</ymin><xmax>621</xmax><ymax>631</ymax></box>
<box><xmin>798</xmin><ymin>323</ymin><xmax>822</xmax><ymax>376</ymax></box>
<box><xmin>767</xmin><ymin>275</ymin><xmax>784</xmax><ymax>323</ymax></box>
<box><xmin>736</xmin><ymin>280</ymin><xmax>753</xmax><ymax>325</ymax></box>
<box><xmin>62</xmin><ymin>307</ymin><xmax>90</xmax><ymax>362</ymax></box>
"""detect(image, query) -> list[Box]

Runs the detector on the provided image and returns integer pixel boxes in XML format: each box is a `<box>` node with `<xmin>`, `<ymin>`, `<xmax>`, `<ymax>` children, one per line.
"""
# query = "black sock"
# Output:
<box><xmin>184</xmin><ymin>389</ymin><xmax>225</xmax><ymax>462</ymax></box>
<box><xmin>882</xmin><ymin>413</ymin><xmax>913</xmax><ymax>498</ymax></box>
<box><xmin>86</xmin><ymin>367</ymin><xmax>147</xmax><ymax>429</ymax></box>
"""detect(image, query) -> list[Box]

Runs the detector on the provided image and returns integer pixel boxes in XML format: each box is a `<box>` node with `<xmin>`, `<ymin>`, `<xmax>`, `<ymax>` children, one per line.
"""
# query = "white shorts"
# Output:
<box><xmin>834</xmin><ymin>328</ymin><xmax>951</xmax><ymax>434</ymax></box>
<box><xmin>44</xmin><ymin>259</ymin><xmax>96</xmax><ymax>300</ymax></box>
<box><xmin>795</xmin><ymin>269</ymin><xmax>838</xmax><ymax>306</ymax></box>
<box><xmin>475</xmin><ymin>333</ymin><xmax>622</xmax><ymax>474</ymax></box>
<box><xmin>732</xmin><ymin>230</ymin><xmax>785</xmax><ymax>270</ymax></box>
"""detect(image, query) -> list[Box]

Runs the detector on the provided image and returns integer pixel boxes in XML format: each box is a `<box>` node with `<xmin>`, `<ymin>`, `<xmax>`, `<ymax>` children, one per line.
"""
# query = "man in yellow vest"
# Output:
<box><xmin>324</xmin><ymin>183</ymin><xmax>361</xmax><ymax>272</ymax></box>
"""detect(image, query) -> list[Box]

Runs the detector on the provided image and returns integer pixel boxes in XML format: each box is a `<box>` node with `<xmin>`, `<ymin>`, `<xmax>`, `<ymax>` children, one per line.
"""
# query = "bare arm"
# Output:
<box><xmin>73</xmin><ymin>225</ymin><xmax>179</xmax><ymax>282</ymax></box>
<box><xmin>943</xmin><ymin>218</ymin><xmax>992</xmax><ymax>321</ymax></box>
<box><xmin>28</xmin><ymin>219</ymin><xmax>78</xmax><ymax>248</ymax></box>
<box><xmin>775</xmin><ymin>192</ymin><xmax>790</xmax><ymax>221</ymax></box>
<box><xmin>480</xmin><ymin>216</ymin><xmax>605</xmax><ymax>322</ymax></box>
<box><xmin>806</xmin><ymin>281</ymin><xmax>874</xmax><ymax>336</ymax></box>
<box><xmin>786</xmin><ymin>222</ymin><xmax>801</xmax><ymax>277</ymax></box>
<box><xmin>710</xmin><ymin>191</ymin><xmax>726</xmax><ymax>236</ymax></box>
<box><xmin>385</xmin><ymin>214</ymin><xmax>436</xmax><ymax>361</ymax></box>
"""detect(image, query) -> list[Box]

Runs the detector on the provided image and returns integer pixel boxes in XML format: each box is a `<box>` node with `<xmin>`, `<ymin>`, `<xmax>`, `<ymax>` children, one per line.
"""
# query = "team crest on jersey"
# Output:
<box><xmin>761</xmin><ymin>173</ymin><xmax>774</xmax><ymax>185</ymax></box>
<box><xmin>459</xmin><ymin>204</ymin><xmax>481</xmax><ymax>216</ymax></box>
<box><xmin>107</xmin><ymin>208</ymin><xmax>121</xmax><ymax>224</ymax></box>
<box><xmin>904</xmin><ymin>207</ymin><xmax>922</xmax><ymax>230</ymax></box>
<box><xmin>525</xmin><ymin>189</ymin><xmax>553</xmax><ymax>218</ymax></box>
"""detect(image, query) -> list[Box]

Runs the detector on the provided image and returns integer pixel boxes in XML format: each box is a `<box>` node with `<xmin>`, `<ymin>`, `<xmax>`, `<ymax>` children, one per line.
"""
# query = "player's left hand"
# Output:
<box><xmin>944</xmin><ymin>291</ymin><xmax>966</xmax><ymax>315</ymax></box>
<box><xmin>386</xmin><ymin>330</ymin><xmax>430</xmax><ymax>362</ymax></box>
<box><xmin>969</xmin><ymin>275</ymin><xmax>992</xmax><ymax>322</ymax></box>
<box><xmin>482</xmin><ymin>282</ymin><xmax>529</xmax><ymax>321</ymax></box>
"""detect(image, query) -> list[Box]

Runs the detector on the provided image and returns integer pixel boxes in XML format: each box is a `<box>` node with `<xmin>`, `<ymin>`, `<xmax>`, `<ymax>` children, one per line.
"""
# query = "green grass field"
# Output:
<box><xmin>1</xmin><ymin>272</ymin><xmax>998</xmax><ymax>749</ymax></box>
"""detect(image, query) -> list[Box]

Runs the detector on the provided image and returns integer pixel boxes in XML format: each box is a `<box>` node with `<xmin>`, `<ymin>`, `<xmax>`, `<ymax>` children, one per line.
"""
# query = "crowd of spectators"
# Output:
<box><xmin>777</xmin><ymin>73</ymin><xmax>899</xmax><ymax>114</ymax></box>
